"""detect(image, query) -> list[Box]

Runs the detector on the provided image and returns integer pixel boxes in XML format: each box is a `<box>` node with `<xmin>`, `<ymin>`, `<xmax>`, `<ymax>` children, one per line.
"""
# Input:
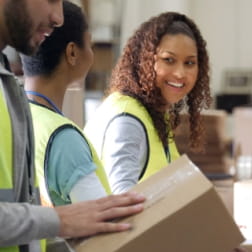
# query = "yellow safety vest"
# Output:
<box><xmin>86</xmin><ymin>92</ymin><xmax>180</xmax><ymax>182</ymax></box>
<box><xmin>0</xmin><ymin>86</ymin><xmax>13</xmax><ymax>191</ymax></box>
<box><xmin>30</xmin><ymin>103</ymin><xmax>111</xmax><ymax>207</ymax></box>
<box><xmin>0</xmin><ymin>83</ymin><xmax>45</xmax><ymax>252</ymax></box>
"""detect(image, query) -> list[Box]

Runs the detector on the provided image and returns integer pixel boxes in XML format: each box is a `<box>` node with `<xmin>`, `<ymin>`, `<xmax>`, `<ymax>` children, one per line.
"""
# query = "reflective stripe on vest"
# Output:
<box><xmin>86</xmin><ymin>92</ymin><xmax>180</xmax><ymax>182</ymax></box>
<box><xmin>30</xmin><ymin>103</ymin><xmax>111</xmax><ymax>207</ymax></box>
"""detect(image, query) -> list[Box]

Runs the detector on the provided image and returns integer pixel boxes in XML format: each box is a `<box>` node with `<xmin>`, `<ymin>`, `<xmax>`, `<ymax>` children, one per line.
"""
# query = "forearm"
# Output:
<box><xmin>0</xmin><ymin>203</ymin><xmax>59</xmax><ymax>247</ymax></box>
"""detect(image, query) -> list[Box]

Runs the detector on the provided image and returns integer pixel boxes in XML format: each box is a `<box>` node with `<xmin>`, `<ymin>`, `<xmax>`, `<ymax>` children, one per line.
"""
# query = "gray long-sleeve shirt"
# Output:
<box><xmin>0</xmin><ymin>54</ymin><xmax>60</xmax><ymax>248</ymax></box>
<box><xmin>0</xmin><ymin>203</ymin><xmax>59</xmax><ymax>247</ymax></box>
<box><xmin>103</xmin><ymin>116</ymin><xmax>148</xmax><ymax>193</ymax></box>
<box><xmin>85</xmin><ymin>114</ymin><xmax>148</xmax><ymax>194</ymax></box>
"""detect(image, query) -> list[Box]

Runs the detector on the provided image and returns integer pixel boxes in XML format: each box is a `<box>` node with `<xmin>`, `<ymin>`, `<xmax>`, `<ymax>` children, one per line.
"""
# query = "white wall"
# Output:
<box><xmin>190</xmin><ymin>0</ymin><xmax>252</xmax><ymax>96</ymax></box>
<box><xmin>190</xmin><ymin>0</ymin><xmax>237</xmax><ymax>95</ymax></box>
<box><xmin>120</xmin><ymin>0</ymin><xmax>190</xmax><ymax>50</ymax></box>
<box><xmin>236</xmin><ymin>0</ymin><xmax>252</xmax><ymax>68</ymax></box>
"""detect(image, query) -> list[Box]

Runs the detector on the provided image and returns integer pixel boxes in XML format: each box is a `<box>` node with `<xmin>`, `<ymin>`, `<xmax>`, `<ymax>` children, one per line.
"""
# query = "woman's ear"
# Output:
<box><xmin>65</xmin><ymin>42</ymin><xmax>78</xmax><ymax>66</ymax></box>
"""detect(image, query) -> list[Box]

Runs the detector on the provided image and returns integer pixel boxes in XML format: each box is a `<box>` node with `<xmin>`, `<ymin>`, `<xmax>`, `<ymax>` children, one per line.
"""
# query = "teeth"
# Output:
<box><xmin>167</xmin><ymin>82</ymin><xmax>184</xmax><ymax>88</ymax></box>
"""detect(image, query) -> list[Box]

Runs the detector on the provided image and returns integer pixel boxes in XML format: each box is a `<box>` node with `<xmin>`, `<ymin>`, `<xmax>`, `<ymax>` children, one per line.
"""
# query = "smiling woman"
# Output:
<box><xmin>84</xmin><ymin>11</ymin><xmax>211</xmax><ymax>194</ymax></box>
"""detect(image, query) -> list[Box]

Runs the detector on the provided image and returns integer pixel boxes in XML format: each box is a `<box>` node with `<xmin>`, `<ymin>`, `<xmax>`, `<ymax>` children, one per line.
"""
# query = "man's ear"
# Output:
<box><xmin>65</xmin><ymin>42</ymin><xmax>78</xmax><ymax>66</ymax></box>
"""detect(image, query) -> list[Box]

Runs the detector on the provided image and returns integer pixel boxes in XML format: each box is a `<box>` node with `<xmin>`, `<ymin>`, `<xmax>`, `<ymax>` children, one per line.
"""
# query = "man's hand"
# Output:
<box><xmin>55</xmin><ymin>192</ymin><xmax>145</xmax><ymax>238</ymax></box>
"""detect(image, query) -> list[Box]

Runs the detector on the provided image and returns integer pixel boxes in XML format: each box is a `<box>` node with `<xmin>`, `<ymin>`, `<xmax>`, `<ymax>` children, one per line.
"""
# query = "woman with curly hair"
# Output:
<box><xmin>84</xmin><ymin>11</ymin><xmax>212</xmax><ymax>194</ymax></box>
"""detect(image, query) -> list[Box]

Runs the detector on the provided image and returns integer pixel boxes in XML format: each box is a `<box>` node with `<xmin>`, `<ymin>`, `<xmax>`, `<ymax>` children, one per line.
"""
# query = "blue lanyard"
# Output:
<box><xmin>25</xmin><ymin>90</ymin><xmax>64</xmax><ymax>116</ymax></box>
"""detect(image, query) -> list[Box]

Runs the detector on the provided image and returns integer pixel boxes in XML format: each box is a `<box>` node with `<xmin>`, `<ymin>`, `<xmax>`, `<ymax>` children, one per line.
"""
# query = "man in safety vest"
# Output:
<box><xmin>0</xmin><ymin>0</ymin><xmax>145</xmax><ymax>251</ymax></box>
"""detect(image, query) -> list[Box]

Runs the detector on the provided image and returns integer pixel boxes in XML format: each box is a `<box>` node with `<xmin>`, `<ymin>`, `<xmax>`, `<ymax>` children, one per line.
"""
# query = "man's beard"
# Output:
<box><xmin>4</xmin><ymin>0</ymin><xmax>36</xmax><ymax>55</ymax></box>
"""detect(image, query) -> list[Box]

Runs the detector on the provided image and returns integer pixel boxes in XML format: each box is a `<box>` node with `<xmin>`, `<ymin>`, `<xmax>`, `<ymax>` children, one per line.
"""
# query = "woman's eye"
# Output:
<box><xmin>186</xmin><ymin>60</ymin><xmax>197</xmax><ymax>66</ymax></box>
<box><xmin>164</xmin><ymin>57</ymin><xmax>174</xmax><ymax>63</ymax></box>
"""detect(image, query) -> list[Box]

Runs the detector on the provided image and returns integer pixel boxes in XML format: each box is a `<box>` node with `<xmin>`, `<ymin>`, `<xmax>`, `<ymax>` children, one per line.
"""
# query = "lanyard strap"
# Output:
<box><xmin>25</xmin><ymin>90</ymin><xmax>63</xmax><ymax>115</ymax></box>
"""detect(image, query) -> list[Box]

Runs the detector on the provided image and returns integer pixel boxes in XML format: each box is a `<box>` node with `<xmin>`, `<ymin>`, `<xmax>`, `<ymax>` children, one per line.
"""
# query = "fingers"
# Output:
<box><xmin>55</xmin><ymin>192</ymin><xmax>145</xmax><ymax>238</ymax></box>
<box><xmin>94</xmin><ymin>222</ymin><xmax>133</xmax><ymax>234</ymax></box>
<box><xmin>96</xmin><ymin>192</ymin><xmax>146</xmax><ymax>211</ymax></box>
<box><xmin>98</xmin><ymin>203</ymin><xmax>144</xmax><ymax>221</ymax></box>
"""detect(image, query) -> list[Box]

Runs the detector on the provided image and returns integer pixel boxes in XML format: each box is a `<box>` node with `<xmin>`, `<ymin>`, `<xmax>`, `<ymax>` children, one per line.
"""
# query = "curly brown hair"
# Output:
<box><xmin>107</xmin><ymin>12</ymin><xmax>212</xmax><ymax>152</ymax></box>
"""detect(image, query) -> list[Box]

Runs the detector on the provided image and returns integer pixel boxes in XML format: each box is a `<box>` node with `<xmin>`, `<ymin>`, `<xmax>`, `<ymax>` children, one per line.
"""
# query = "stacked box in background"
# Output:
<box><xmin>174</xmin><ymin>109</ymin><xmax>232</xmax><ymax>174</ymax></box>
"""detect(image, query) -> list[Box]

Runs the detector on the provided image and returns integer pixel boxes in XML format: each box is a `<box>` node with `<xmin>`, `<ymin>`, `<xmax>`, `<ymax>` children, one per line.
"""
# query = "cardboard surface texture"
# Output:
<box><xmin>73</xmin><ymin>155</ymin><xmax>244</xmax><ymax>252</ymax></box>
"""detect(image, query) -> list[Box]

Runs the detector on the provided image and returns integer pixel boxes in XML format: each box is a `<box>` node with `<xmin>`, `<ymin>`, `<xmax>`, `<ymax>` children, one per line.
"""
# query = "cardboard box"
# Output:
<box><xmin>175</xmin><ymin>110</ymin><xmax>231</xmax><ymax>174</ymax></box>
<box><xmin>175</xmin><ymin>110</ymin><xmax>228</xmax><ymax>142</ymax></box>
<box><xmin>72</xmin><ymin>155</ymin><xmax>244</xmax><ymax>252</ymax></box>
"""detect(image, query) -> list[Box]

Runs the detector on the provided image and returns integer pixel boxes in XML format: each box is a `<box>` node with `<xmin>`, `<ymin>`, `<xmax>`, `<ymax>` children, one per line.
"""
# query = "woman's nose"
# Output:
<box><xmin>173</xmin><ymin>64</ymin><xmax>185</xmax><ymax>79</ymax></box>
